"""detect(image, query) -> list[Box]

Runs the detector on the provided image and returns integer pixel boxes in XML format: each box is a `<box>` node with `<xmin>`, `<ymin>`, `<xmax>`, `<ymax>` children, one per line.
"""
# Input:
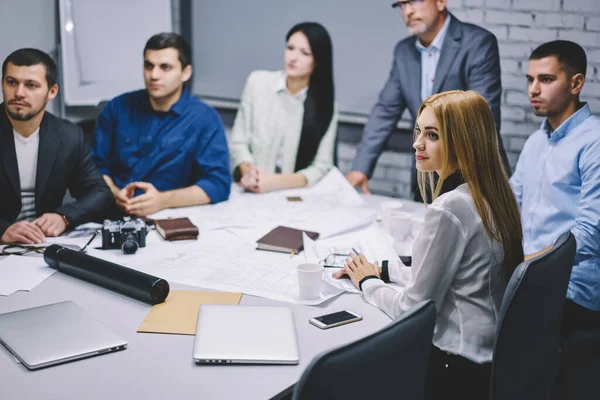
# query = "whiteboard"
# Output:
<box><xmin>58</xmin><ymin>0</ymin><xmax>172</xmax><ymax>106</ymax></box>
<box><xmin>190</xmin><ymin>0</ymin><xmax>410</xmax><ymax>116</ymax></box>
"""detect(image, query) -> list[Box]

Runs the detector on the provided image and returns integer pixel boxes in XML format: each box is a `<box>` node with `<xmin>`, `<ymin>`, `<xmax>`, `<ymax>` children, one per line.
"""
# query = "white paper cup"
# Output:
<box><xmin>388</xmin><ymin>211</ymin><xmax>412</xmax><ymax>242</ymax></box>
<box><xmin>297</xmin><ymin>263</ymin><xmax>323</xmax><ymax>300</ymax></box>
<box><xmin>380</xmin><ymin>201</ymin><xmax>405</xmax><ymax>234</ymax></box>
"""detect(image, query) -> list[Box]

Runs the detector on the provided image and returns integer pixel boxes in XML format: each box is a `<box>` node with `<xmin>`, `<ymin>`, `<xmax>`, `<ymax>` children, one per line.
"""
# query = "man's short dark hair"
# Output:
<box><xmin>530</xmin><ymin>40</ymin><xmax>587</xmax><ymax>78</ymax></box>
<box><xmin>144</xmin><ymin>33</ymin><xmax>191</xmax><ymax>69</ymax></box>
<box><xmin>2</xmin><ymin>48</ymin><xmax>58</xmax><ymax>87</ymax></box>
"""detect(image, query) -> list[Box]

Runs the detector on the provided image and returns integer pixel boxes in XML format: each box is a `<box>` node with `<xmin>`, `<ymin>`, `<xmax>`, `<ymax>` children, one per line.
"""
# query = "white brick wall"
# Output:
<box><xmin>505</xmin><ymin>90</ymin><xmax>531</xmax><ymax>107</ymax></box>
<box><xmin>501</xmin><ymin>106</ymin><xmax>527</xmax><ymax>121</ymax></box>
<box><xmin>536</xmin><ymin>13</ymin><xmax>585</xmax><ymax>29</ymax></box>
<box><xmin>487</xmin><ymin>0</ymin><xmax>513</xmax><ymax>8</ymax></box>
<box><xmin>337</xmin><ymin>0</ymin><xmax>600</xmax><ymax>199</ymax></box>
<box><xmin>563</xmin><ymin>0</ymin><xmax>598</xmax><ymax>13</ymax></box>
<box><xmin>588</xmin><ymin>17</ymin><xmax>600</xmax><ymax>31</ymax></box>
<box><xmin>513</xmin><ymin>0</ymin><xmax>561</xmax><ymax>12</ymax></box>
<box><xmin>486</xmin><ymin>10</ymin><xmax>533</xmax><ymax>26</ymax></box>
<box><xmin>509</xmin><ymin>27</ymin><xmax>559</xmax><ymax>41</ymax></box>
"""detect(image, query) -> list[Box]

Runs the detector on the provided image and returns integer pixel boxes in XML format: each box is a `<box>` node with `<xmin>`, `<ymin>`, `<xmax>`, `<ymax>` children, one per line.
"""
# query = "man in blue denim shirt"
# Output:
<box><xmin>511</xmin><ymin>41</ymin><xmax>600</xmax><ymax>338</ymax></box>
<box><xmin>91</xmin><ymin>33</ymin><xmax>231</xmax><ymax>217</ymax></box>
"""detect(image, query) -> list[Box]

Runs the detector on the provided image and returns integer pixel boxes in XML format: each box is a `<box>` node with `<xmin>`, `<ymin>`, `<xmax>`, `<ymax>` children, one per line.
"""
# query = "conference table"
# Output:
<box><xmin>0</xmin><ymin>194</ymin><xmax>425</xmax><ymax>400</ymax></box>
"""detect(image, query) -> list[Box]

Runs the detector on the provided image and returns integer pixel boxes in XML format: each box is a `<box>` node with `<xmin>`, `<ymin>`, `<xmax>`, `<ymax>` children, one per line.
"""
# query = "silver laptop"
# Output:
<box><xmin>193</xmin><ymin>305</ymin><xmax>299</xmax><ymax>365</ymax></box>
<box><xmin>0</xmin><ymin>301</ymin><xmax>127</xmax><ymax>370</ymax></box>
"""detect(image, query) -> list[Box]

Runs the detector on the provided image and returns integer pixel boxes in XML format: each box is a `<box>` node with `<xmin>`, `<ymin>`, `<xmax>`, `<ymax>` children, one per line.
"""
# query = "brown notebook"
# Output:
<box><xmin>256</xmin><ymin>226</ymin><xmax>319</xmax><ymax>254</ymax></box>
<box><xmin>154</xmin><ymin>218</ymin><xmax>199</xmax><ymax>241</ymax></box>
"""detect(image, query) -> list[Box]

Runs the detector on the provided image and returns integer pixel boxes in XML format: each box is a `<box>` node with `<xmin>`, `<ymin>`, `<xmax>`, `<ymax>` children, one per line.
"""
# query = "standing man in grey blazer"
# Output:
<box><xmin>347</xmin><ymin>0</ymin><xmax>509</xmax><ymax>199</ymax></box>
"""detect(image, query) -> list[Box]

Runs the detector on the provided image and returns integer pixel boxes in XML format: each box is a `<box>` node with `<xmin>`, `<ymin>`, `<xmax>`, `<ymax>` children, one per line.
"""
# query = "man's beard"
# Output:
<box><xmin>6</xmin><ymin>102</ymin><xmax>46</xmax><ymax>121</ymax></box>
<box><xmin>532</xmin><ymin>109</ymin><xmax>547</xmax><ymax>117</ymax></box>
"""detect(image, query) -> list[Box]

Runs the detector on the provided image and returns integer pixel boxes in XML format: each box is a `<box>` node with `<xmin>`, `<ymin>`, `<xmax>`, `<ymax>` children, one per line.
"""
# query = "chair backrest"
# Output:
<box><xmin>292</xmin><ymin>300</ymin><xmax>436</xmax><ymax>400</ymax></box>
<box><xmin>490</xmin><ymin>231</ymin><xmax>576</xmax><ymax>400</ymax></box>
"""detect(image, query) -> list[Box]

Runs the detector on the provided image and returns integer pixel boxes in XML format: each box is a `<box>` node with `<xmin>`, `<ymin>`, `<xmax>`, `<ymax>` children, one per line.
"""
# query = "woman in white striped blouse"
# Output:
<box><xmin>229</xmin><ymin>22</ymin><xmax>338</xmax><ymax>193</ymax></box>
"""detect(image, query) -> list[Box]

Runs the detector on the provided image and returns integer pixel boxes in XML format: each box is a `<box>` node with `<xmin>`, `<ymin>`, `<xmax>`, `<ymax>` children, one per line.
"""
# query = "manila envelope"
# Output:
<box><xmin>138</xmin><ymin>290</ymin><xmax>242</xmax><ymax>335</ymax></box>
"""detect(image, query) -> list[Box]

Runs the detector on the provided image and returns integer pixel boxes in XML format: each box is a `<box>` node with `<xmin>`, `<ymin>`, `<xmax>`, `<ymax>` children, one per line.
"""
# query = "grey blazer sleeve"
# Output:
<box><xmin>466</xmin><ymin>32</ymin><xmax>501</xmax><ymax>132</ymax></box>
<box><xmin>465</xmin><ymin>32</ymin><xmax>510</xmax><ymax>172</ymax></box>
<box><xmin>351</xmin><ymin>43</ymin><xmax>408</xmax><ymax>176</ymax></box>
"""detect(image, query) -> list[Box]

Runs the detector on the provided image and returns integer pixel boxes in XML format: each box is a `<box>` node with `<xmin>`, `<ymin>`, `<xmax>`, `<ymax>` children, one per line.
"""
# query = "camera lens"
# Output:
<box><xmin>121</xmin><ymin>232</ymin><xmax>139</xmax><ymax>255</ymax></box>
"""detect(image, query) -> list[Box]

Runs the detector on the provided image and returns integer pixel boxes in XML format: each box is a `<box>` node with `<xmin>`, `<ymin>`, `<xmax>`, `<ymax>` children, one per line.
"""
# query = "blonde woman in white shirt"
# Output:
<box><xmin>334</xmin><ymin>90</ymin><xmax>524</xmax><ymax>400</ymax></box>
<box><xmin>229</xmin><ymin>22</ymin><xmax>338</xmax><ymax>193</ymax></box>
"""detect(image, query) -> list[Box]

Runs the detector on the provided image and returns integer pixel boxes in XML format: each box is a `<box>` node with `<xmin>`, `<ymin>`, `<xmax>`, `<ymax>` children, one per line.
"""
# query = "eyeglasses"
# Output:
<box><xmin>0</xmin><ymin>228</ymin><xmax>100</xmax><ymax>256</ymax></box>
<box><xmin>319</xmin><ymin>253</ymin><xmax>348</xmax><ymax>268</ymax></box>
<box><xmin>0</xmin><ymin>243</ymin><xmax>47</xmax><ymax>256</ymax></box>
<box><xmin>391</xmin><ymin>0</ymin><xmax>426</xmax><ymax>10</ymax></box>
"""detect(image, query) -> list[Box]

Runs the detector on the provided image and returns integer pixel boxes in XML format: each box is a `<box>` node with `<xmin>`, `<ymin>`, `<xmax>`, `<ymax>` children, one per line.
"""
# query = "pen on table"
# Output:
<box><xmin>323</xmin><ymin>265</ymin><xmax>343</xmax><ymax>269</ymax></box>
<box><xmin>352</xmin><ymin>248</ymin><xmax>359</xmax><ymax>255</ymax></box>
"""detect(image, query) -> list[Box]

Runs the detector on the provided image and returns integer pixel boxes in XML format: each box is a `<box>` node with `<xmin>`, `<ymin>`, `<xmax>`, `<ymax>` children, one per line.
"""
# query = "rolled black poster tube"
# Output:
<box><xmin>44</xmin><ymin>245</ymin><xmax>169</xmax><ymax>305</ymax></box>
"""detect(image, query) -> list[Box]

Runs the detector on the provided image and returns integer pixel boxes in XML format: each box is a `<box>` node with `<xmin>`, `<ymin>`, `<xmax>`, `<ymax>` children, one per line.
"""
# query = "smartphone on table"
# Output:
<box><xmin>309</xmin><ymin>310</ymin><xmax>363</xmax><ymax>329</ymax></box>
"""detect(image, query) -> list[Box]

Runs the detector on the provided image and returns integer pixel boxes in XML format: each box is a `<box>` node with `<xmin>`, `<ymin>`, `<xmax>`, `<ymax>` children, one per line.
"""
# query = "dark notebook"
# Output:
<box><xmin>256</xmin><ymin>226</ymin><xmax>319</xmax><ymax>254</ymax></box>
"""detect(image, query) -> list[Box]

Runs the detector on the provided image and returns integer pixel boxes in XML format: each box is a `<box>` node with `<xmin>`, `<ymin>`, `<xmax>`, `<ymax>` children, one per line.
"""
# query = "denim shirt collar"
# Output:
<box><xmin>142</xmin><ymin>88</ymin><xmax>190</xmax><ymax>116</ymax></box>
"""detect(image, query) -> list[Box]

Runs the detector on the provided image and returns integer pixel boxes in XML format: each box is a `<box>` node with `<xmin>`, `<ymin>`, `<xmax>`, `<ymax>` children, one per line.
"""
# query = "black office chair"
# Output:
<box><xmin>555</xmin><ymin>327</ymin><xmax>600</xmax><ymax>399</ymax></box>
<box><xmin>490</xmin><ymin>231</ymin><xmax>576</xmax><ymax>400</ymax></box>
<box><xmin>287</xmin><ymin>300</ymin><xmax>436</xmax><ymax>400</ymax></box>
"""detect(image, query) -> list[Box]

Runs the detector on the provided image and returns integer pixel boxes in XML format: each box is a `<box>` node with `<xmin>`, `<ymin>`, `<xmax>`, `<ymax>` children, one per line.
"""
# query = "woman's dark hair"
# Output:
<box><xmin>287</xmin><ymin>22</ymin><xmax>335</xmax><ymax>171</ymax></box>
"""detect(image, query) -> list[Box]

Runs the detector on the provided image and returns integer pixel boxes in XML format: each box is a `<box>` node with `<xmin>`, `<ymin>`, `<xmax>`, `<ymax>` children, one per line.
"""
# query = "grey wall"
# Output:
<box><xmin>58</xmin><ymin>0</ymin><xmax>172</xmax><ymax>106</ymax></box>
<box><xmin>0</xmin><ymin>0</ymin><xmax>59</xmax><ymax>115</ymax></box>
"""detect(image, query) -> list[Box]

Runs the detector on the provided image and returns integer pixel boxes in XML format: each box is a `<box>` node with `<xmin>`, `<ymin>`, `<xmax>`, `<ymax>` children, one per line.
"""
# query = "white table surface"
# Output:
<box><xmin>0</xmin><ymin>194</ymin><xmax>423</xmax><ymax>400</ymax></box>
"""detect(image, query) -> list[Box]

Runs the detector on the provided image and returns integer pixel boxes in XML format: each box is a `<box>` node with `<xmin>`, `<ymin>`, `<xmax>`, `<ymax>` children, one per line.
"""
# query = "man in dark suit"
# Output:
<box><xmin>347</xmin><ymin>0</ymin><xmax>509</xmax><ymax>199</ymax></box>
<box><xmin>0</xmin><ymin>48</ymin><xmax>112</xmax><ymax>244</ymax></box>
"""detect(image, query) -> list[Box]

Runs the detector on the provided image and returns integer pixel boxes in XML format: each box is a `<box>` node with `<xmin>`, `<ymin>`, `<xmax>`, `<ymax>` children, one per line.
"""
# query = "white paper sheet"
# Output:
<box><xmin>303</xmin><ymin>225</ymin><xmax>401</xmax><ymax>294</ymax></box>
<box><xmin>277</xmin><ymin>167</ymin><xmax>365</xmax><ymax>207</ymax></box>
<box><xmin>147</xmin><ymin>167</ymin><xmax>372</xmax><ymax>240</ymax></box>
<box><xmin>87</xmin><ymin>230</ymin><xmax>344</xmax><ymax>305</ymax></box>
<box><xmin>0</xmin><ymin>255</ymin><xmax>56</xmax><ymax>296</ymax></box>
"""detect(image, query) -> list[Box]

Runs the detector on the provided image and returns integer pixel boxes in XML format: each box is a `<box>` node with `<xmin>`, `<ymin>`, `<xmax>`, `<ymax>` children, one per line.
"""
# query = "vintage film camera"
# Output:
<box><xmin>101</xmin><ymin>217</ymin><xmax>147</xmax><ymax>254</ymax></box>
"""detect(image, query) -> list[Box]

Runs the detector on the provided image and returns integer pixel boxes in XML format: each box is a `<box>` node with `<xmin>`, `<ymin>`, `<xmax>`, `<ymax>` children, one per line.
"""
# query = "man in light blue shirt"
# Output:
<box><xmin>510</xmin><ymin>40</ymin><xmax>600</xmax><ymax>339</ymax></box>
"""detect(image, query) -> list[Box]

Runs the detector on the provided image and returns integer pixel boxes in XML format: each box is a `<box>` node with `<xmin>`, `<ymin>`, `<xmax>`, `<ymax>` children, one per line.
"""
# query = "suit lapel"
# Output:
<box><xmin>405</xmin><ymin>44</ymin><xmax>422</xmax><ymax>113</ymax></box>
<box><xmin>0</xmin><ymin>104</ymin><xmax>21</xmax><ymax>198</ymax></box>
<box><xmin>35</xmin><ymin>112</ymin><xmax>61</xmax><ymax>212</ymax></box>
<box><xmin>431</xmin><ymin>15</ymin><xmax>462</xmax><ymax>95</ymax></box>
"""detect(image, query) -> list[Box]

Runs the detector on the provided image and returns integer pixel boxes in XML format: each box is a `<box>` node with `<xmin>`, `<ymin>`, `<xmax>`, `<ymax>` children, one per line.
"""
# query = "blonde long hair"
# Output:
<box><xmin>416</xmin><ymin>90</ymin><xmax>524</xmax><ymax>281</ymax></box>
